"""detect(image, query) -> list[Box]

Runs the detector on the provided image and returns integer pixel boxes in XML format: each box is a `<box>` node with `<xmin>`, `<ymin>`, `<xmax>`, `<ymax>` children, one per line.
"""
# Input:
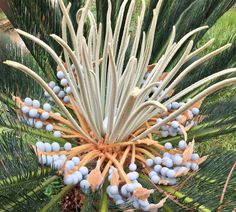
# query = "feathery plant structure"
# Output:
<box><xmin>1</xmin><ymin>0</ymin><xmax>236</xmax><ymax>211</ymax></box>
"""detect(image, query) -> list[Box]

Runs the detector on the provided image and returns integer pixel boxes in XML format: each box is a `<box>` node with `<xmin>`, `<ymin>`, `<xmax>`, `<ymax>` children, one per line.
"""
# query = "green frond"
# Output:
<box><xmin>146</xmin><ymin>0</ymin><xmax>236</xmax><ymax>62</ymax></box>
<box><xmin>0</xmin><ymin>33</ymin><xmax>45</xmax><ymax>100</ymax></box>
<box><xmin>0</xmin><ymin>131</ymin><xmax>59</xmax><ymax>211</ymax></box>
<box><xmin>168</xmin><ymin>150</ymin><xmax>236</xmax><ymax>211</ymax></box>
<box><xmin>176</xmin><ymin>37</ymin><xmax>236</xmax><ymax>93</ymax></box>
<box><xmin>138</xmin><ymin>150</ymin><xmax>236</xmax><ymax>211</ymax></box>
<box><xmin>3</xmin><ymin>0</ymin><xmax>62</xmax><ymax>78</ymax></box>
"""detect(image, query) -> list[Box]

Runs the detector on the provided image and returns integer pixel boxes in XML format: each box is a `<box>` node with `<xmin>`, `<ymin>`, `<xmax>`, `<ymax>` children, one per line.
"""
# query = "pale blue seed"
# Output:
<box><xmin>166</xmin><ymin>169</ymin><xmax>176</xmax><ymax>178</ymax></box>
<box><xmin>146</xmin><ymin>158</ymin><xmax>154</xmax><ymax>167</ymax></box>
<box><xmin>36</xmin><ymin>141</ymin><xmax>45</xmax><ymax>151</ymax></box>
<box><xmin>43</xmin><ymin>103</ymin><xmax>51</xmax><ymax>112</ymax></box>
<box><xmin>48</xmin><ymin>81</ymin><xmax>56</xmax><ymax>88</ymax></box>
<box><xmin>44</xmin><ymin>143</ymin><xmax>52</xmax><ymax>152</ymax></box>
<box><xmin>29</xmin><ymin>109</ymin><xmax>38</xmax><ymax>118</ymax></box>
<box><xmin>63</xmin><ymin>96</ymin><xmax>70</xmax><ymax>103</ymax></box>
<box><xmin>21</xmin><ymin>106</ymin><xmax>29</xmax><ymax>113</ymax></box>
<box><xmin>192</xmin><ymin>107</ymin><xmax>200</xmax><ymax>115</ymax></box>
<box><xmin>178</xmin><ymin>140</ymin><xmax>187</xmax><ymax>150</ymax></box>
<box><xmin>46</xmin><ymin>124</ymin><xmax>54</xmax><ymax>132</ymax></box>
<box><xmin>191</xmin><ymin>163</ymin><xmax>199</xmax><ymax>171</ymax></box>
<box><xmin>171</xmin><ymin>121</ymin><xmax>179</xmax><ymax>128</ymax></box>
<box><xmin>35</xmin><ymin>121</ymin><xmax>43</xmax><ymax>129</ymax></box>
<box><xmin>164</xmin><ymin>142</ymin><xmax>173</xmax><ymax>150</ymax></box>
<box><xmin>58</xmin><ymin>91</ymin><xmax>65</xmax><ymax>98</ymax></box>
<box><xmin>129</xmin><ymin>163</ymin><xmax>137</xmax><ymax>171</ymax></box>
<box><xmin>60</xmin><ymin>78</ymin><xmax>68</xmax><ymax>86</ymax></box>
<box><xmin>53</xmin><ymin>86</ymin><xmax>60</xmax><ymax>94</ymax></box>
<box><xmin>64</xmin><ymin>175</ymin><xmax>74</xmax><ymax>185</ymax></box>
<box><xmin>160</xmin><ymin>167</ymin><xmax>169</xmax><ymax>176</ymax></box>
<box><xmin>64</xmin><ymin>142</ymin><xmax>72</xmax><ymax>151</ymax></box>
<box><xmin>41</xmin><ymin>111</ymin><xmax>49</xmax><ymax>120</ymax></box>
<box><xmin>154</xmin><ymin>157</ymin><xmax>162</xmax><ymax>165</ymax></box>
<box><xmin>65</xmin><ymin>160</ymin><xmax>75</xmax><ymax>171</ymax></box>
<box><xmin>191</xmin><ymin>153</ymin><xmax>199</xmax><ymax>161</ymax></box>
<box><xmin>151</xmin><ymin>175</ymin><xmax>160</xmax><ymax>184</ymax></box>
<box><xmin>32</xmin><ymin>100</ymin><xmax>40</xmax><ymax>108</ymax></box>
<box><xmin>53</xmin><ymin>131</ymin><xmax>61</xmax><ymax>138</ymax></box>
<box><xmin>72</xmin><ymin>157</ymin><xmax>80</xmax><ymax>165</ymax></box>
<box><xmin>51</xmin><ymin>142</ymin><xmax>60</xmax><ymax>152</ymax></box>
<box><xmin>24</xmin><ymin>97</ymin><xmax>32</xmax><ymax>106</ymax></box>
<box><xmin>154</xmin><ymin>164</ymin><xmax>162</xmax><ymax>172</ymax></box>
<box><xmin>57</xmin><ymin>71</ymin><xmax>64</xmax><ymax>79</ymax></box>
<box><xmin>79</xmin><ymin>166</ymin><xmax>89</xmax><ymax>176</ymax></box>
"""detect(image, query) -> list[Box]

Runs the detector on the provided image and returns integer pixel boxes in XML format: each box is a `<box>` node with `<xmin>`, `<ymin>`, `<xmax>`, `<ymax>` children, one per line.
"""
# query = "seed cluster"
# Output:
<box><xmin>147</xmin><ymin>141</ymin><xmax>200</xmax><ymax>185</ymax></box>
<box><xmin>34</xmin><ymin>138</ymin><xmax>205</xmax><ymax>210</ymax></box>
<box><xmin>158</xmin><ymin>102</ymin><xmax>200</xmax><ymax>138</ymax></box>
<box><xmin>44</xmin><ymin>67</ymin><xmax>75</xmax><ymax>103</ymax></box>
<box><xmin>19</xmin><ymin>97</ymin><xmax>63</xmax><ymax>138</ymax></box>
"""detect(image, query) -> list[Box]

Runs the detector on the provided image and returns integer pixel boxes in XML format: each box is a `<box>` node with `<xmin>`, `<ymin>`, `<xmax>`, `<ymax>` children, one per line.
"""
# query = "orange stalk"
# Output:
<box><xmin>141</xmin><ymin>145</ymin><xmax>161</xmax><ymax>157</ymax></box>
<box><xmin>101</xmin><ymin>153</ymin><xmax>118</xmax><ymax>177</ymax></box>
<box><xmin>131</xmin><ymin>144</ymin><xmax>136</xmax><ymax>164</ymax></box>
<box><xmin>76</xmin><ymin>150</ymin><xmax>101</xmax><ymax>168</ymax></box>
<box><xmin>15</xmin><ymin>97</ymin><xmax>76</xmax><ymax>130</ymax></box>
<box><xmin>145</xmin><ymin>122</ymin><xmax>153</xmax><ymax>140</ymax></box>
<box><xmin>62</xmin><ymin>134</ymin><xmax>87</xmax><ymax>139</ymax></box>
<box><xmin>136</xmin><ymin>147</ymin><xmax>155</xmax><ymax>159</ymax></box>
<box><xmin>120</xmin><ymin>146</ymin><xmax>131</xmax><ymax>166</ymax></box>
<box><xmin>105</xmin><ymin>153</ymin><xmax>131</xmax><ymax>184</ymax></box>
<box><xmin>67</xmin><ymin>144</ymin><xmax>96</xmax><ymax>159</ymax></box>
<box><xmin>70</xmin><ymin>97</ymin><xmax>90</xmax><ymax>132</ymax></box>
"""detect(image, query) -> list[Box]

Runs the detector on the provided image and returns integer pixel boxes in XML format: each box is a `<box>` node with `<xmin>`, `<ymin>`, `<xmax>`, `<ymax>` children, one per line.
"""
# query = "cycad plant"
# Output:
<box><xmin>0</xmin><ymin>0</ymin><xmax>236</xmax><ymax>211</ymax></box>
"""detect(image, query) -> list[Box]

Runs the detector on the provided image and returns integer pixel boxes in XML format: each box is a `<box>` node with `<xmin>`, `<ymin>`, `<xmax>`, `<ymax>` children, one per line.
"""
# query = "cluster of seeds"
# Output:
<box><xmin>19</xmin><ymin>97</ymin><xmax>62</xmax><ymax>138</ymax></box>
<box><xmin>107</xmin><ymin>166</ymin><xmax>157</xmax><ymax>211</ymax></box>
<box><xmin>36</xmin><ymin>141</ymin><xmax>92</xmax><ymax>192</ymax></box>
<box><xmin>44</xmin><ymin>66</ymin><xmax>81</xmax><ymax>104</ymax></box>
<box><xmin>157</xmin><ymin>102</ymin><xmax>200</xmax><ymax>138</ymax></box>
<box><xmin>141</xmin><ymin>72</ymin><xmax>201</xmax><ymax>139</ymax></box>
<box><xmin>34</xmin><ymin>137</ymin><xmax>204</xmax><ymax>211</ymax></box>
<box><xmin>147</xmin><ymin>140</ymin><xmax>200</xmax><ymax>186</ymax></box>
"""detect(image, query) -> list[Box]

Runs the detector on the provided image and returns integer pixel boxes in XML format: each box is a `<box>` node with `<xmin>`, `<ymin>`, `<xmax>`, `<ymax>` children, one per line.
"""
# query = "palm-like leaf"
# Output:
<box><xmin>137</xmin><ymin>150</ymin><xmax>236</xmax><ymax>211</ymax></box>
<box><xmin>0</xmin><ymin>132</ymin><xmax>59</xmax><ymax>211</ymax></box>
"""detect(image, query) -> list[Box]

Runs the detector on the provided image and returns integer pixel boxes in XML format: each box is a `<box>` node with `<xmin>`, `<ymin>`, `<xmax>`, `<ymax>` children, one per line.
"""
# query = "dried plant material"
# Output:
<box><xmin>185</xmin><ymin>121</ymin><xmax>194</xmax><ymax>131</ymax></box>
<box><xmin>179</xmin><ymin>124</ymin><xmax>187</xmax><ymax>141</ymax></box>
<box><xmin>178</xmin><ymin>114</ymin><xmax>187</xmax><ymax>124</ymax></box>
<box><xmin>194</xmin><ymin>155</ymin><xmax>208</xmax><ymax>165</ymax></box>
<box><xmin>167</xmin><ymin>89</ymin><xmax>175</xmax><ymax>96</ymax></box>
<box><xmin>133</xmin><ymin>188</ymin><xmax>154</xmax><ymax>200</ymax></box>
<box><xmin>158</xmin><ymin>179</ymin><xmax>169</xmax><ymax>185</ymax></box>
<box><xmin>147</xmin><ymin>63</ymin><xmax>157</xmax><ymax>72</ymax></box>
<box><xmin>158</xmin><ymin>72</ymin><xmax>169</xmax><ymax>81</ymax></box>
<box><xmin>194</xmin><ymin>114</ymin><xmax>206</xmax><ymax>123</ymax></box>
<box><xmin>87</xmin><ymin>167</ymin><xmax>103</xmax><ymax>192</ymax></box>
<box><xmin>175</xmin><ymin>168</ymin><xmax>190</xmax><ymax>177</ymax></box>
<box><xmin>182</xmin><ymin>140</ymin><xmax>195</xmax><ymax>163</ymax></box>
<box><xmin>191</xmin><ymin>98</ymin><xmax>205</xmax><ymax>109</ymax></box>
<box><xmin>149</xmin><ymin>197</ymin><xmax>168</xmax><ymax>211</ymax></box>
<box><xmin>110</xmin><ymin>169</ymin><xmax>120</xmax><ymax>186</ymax></box>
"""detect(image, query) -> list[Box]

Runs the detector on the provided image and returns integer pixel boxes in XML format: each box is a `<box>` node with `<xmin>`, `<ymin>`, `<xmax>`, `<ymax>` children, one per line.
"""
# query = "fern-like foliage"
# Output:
<box><xmin>138</xmin><ymin>150</ymin><xmax>236</xmax><ymax>211</ymax></box>
<box><xmin>0</xmin><ymin>132</ymin><xmax>58</xmax><ymax>211</ymax></box>
<box><xmin>0</xmin><ymin>33</ymin><xmax>44</xmax><ymax>101</ymax></box>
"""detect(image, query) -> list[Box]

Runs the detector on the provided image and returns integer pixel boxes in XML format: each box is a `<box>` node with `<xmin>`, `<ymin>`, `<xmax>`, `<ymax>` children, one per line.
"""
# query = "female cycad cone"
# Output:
<box><xmin>3</xmin><ymin>0</ymin><xmax>236</xmax><ymax>210</ymax></box>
